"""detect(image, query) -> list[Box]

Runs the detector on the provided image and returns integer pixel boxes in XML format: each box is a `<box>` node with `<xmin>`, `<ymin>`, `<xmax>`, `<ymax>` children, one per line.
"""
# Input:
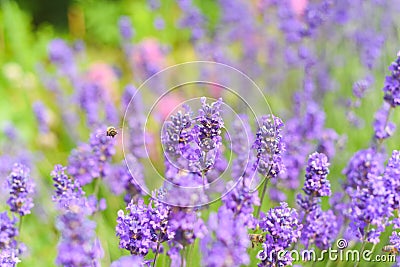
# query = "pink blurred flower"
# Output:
<box><xmin>86</xmin><ymin>62</ymin><xmax>118</xmax><ymax>100</ymax></box>
<box><xmin>291</xmin><ymin>0</ymin><xmax>307</xmax><ymax>16</ymax></box>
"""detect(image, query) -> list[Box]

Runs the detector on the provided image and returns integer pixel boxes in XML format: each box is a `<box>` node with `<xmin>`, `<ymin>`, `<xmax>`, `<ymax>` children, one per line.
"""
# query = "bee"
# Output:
<box><xmin>382</xmin><ymin>245</ymin><xmax>399</xmax><ymax>255</ymax></box>
<box><xmin>106</xmin><ymin>126</ymin><xmax>119</xmax><ymax>138</ymax></box>
<box><xmin>249</xmin><ymin>234</ymin><xmax>265</xmax><ymax>248</ymax></box>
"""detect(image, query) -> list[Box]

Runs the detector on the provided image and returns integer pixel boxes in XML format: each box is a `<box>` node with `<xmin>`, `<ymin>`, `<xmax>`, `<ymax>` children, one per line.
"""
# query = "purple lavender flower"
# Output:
<box><xmin>7</xmin><ymin>163</ymin><xmax>34</xmax><ymax>216</ymax></box>
<box><xmin>222</xmin><ymin>179</ymin><xmax>259</xmax><ymax>227</ymax></box>
<box><xmin>258</xmin><ymin>202</ymin><xmax>302</xmax><ymax>267</ymax></box>
<box><xmin>0</xmin><ymin>212</ymin><xmax>22</xmax><ymax>267</ymax></box>
<box><xmin>353</xmin><ymin>78</ymin><xmax>372</xmax><ymax>99</ymax></box>
<box><xmin>201</xmin><ymin>206</ymin><xmax>250</xmax><ymax>267</ymax></box>
<box><xmin>231</xmin><ymin>114</ymin><xmax>254</xmax><ymax>181</ymax></box>
<box><xmin>177</xmin><ymin>0</ymin><xmax>206</xmax><ymax>41</ymax></box>
<box><xmin>354</xmin><ymin>30</ymin><xmax>384</xmax><ymax>69</ymax></box>
<box><xmin>253</xmin><ymin>115</ymin><xmax>285</xmax><ymax>179</ymax></box>
<box><xmin>154</xmin><ymin>16</ymin><xmax>165</xmax><ymax>30</ymax></box>
<box><xmin>301</xmin><ymin>207</ymin><xmax>338</xmax><ymax>249</ymax></box>
<box><xmin>48</xmin><ymin>39</ymin><xmax>75</xmax><ymax>73</ymax></box>
<box><xmin>168</xmin><ymin>208</ymin><xmax>207</xmax><ymax>247</ymax></box>
<box><xmin>347</xmin><ymin>174</ymin><xmax>393</xmax><ymax>244</ymax></box>
<box><xmin>68</xmin><ymin>129</ymin><xmax>115</xmax><ymax>185</ymax></box>
<box><xmin>383</xmin><ymin>150</ymin><xmax>400</xmax><ymax>210</ymax></box>
<box><xmin>116</xmin><ymin>197</ymin><xmax>174</xmax><ymax>256</ymax></box>
<box><xmin>302</xmin><ymin>152</ymin><xmax>331</xmax><ymax>197</ymax></box>
<box><xmin>32</xmin><ymin>101</ymin><xmax>50</xmax><ymax>133</ymax></box>
<box><xmin>343</xmin><ymin>148</ymin><xmax>384</xmax><ymax>191</ymax></box>
<box><xmin>194</xmin><ymin>97</ymin><xmax>224</xmax><ymax>153</ymax></box>
<box><xmin>106</xmin><ymin>157</ymin><xmax>144</xmax><ymax>203</ymax></box>
<box><xmin>390</xmin><ymin>231</ymin><xmax>400</xmax><ymax>249</ymax></box>
<box><xmin>373</xmin><ymin>103</ymin><xmax>396</xmax><ymax>140</ymax></box>
<box><xmin>56</xmin><ymin>200</ymin><xmax>101</xmax><ymax>267</ymax></box>
<box><xmin>119</xmin><ymin>16</ymin><xmax>134</xmax><ymax>40</ymax></box>
<box><xmin>111</xmin><ymin>255</ymin><xmax>144</xmax><ymax>267</ymax></box>
<box><xmin>383</xmin><ymin>51</ymin><xmax>400</xmax><ymax>107</ymax></box>
<box><xmin>0</xmin><ymin>248</ymin><xmax>21</xmax><ymax>267</ymax></box>
<box><xmin>51</xmin><ymin>164</ymin><xmax>83</xmax><ymax>207</ymax></box>
<box><xmin>0</xmin><ymin>212</ymin><xmax>18</xmax><ymax>251</ymax></box>
<box><xmin>343</xmin><ymin>148</ymin><xmax>394</xmax><ymax>243</ymax></box>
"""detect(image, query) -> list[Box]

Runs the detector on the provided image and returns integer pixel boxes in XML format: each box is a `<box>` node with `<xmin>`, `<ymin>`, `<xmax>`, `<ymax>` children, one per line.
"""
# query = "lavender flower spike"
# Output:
<box><xmin>253</xmin><ymin>115</ymin><xmax>285</xmax><ymax>179</ymax></box>
<box><xmin>302</xmin><ymin>152</ymin><xmax>331</xmax><ymax>197</ymax></box>
<box><xmin>383</xmin><ymin>51</ymin><xmax>400</xmax><ymax>107</ymax></box>
<box><xmin>7</xmin><ymin>163</ymin><xmax>34</xmax><ymax>216</ymax></box>
<box><xmin>258</xmin><ymin>202</ymin><xmax>302</xmax><ymax>267</ymax></box>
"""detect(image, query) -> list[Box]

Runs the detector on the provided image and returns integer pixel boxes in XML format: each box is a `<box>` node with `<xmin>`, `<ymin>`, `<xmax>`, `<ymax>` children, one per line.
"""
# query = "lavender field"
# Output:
<box><xmin>1</xmin><ymin>0</ymin><xmax>400</xmax><ymax>266</ymax></box>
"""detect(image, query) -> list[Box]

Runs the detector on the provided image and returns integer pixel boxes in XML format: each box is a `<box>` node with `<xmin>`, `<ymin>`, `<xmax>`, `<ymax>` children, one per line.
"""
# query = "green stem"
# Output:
<box><xmin>187</xmin><ymin>243</ymin><xmax>194</xmax><ymax>267</ymax></box>
<box><xmin>93</xmin><ymin>176</ymin><xmax>102</xmax><ymax>196</ymax></box>
<box><xmin>256</xmin><ymin>177</ymin><xmax>270</xmax><ymax>218</ymax></box>
<box><xmin>153</xmin><ymin>241</ymin><xmax>161</xmax><ymax>267</ymax></box>
<box><xmin>18</xmin><ymin>215</ymin><xmax>23</xmax><ymax>233</ymax></box>
<box><xmin>354</xmin><ymin>224</ymin><xmax>370</xmax><ymax>267</ymax></box>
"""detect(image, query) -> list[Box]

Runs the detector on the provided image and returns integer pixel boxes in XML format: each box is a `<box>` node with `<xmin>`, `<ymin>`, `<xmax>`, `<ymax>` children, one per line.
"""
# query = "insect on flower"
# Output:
<box><xmin>382</xmin><ymin>245</ymin><xmax>399</xmax><ymax>255</ymax></box>
<box><xmin>106</xmin><ymin>126</ymin><xmax>119</xmax><ymax>138</ymax></box>
<box><xmin>249</xmin><ymin>234</ymin><xmax>265</xmax><ymax>248</ymax></box>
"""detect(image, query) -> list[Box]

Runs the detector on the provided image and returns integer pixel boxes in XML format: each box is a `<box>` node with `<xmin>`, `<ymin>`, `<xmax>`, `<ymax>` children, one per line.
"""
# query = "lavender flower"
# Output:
<box><xmin>68</xmin><ymin>129</ymin><xmax>115</xmax><ymax>185</ymax></box>
<box><xmin>51</xmin><ymin>164</ymin><xmax>83</xmax><ymax>208</ymax></box>
<box><xmin>222</xmin><ymin>179</ymin><xmax>259</xmax><ymax>227</ymax></box>
<box><xmin>0</xmin><ymin>212</ymin><xmax>22</xmax><ymax>267</ymax></box>
<box><xmin>253</xmin><ymin>115</ymin><xmax>285</xmax><ymax>179</ymax></box>
<box><xmin>373</xmin><ymin>103</ymin><xmax>396</xmax><ymax>140</ymax></box>
<box><xmin>302</xmin><ymin>152</ymin><xmax>331</xmax><ymax>197</ymax></box>
<box><xmin>48</xmin><ymin>39</ymin><xmax>76</xmax><ymax>75</ymax></box>
<box><xmin>201</xmin><ymin>206</ymin><xmax>250</xmax><ymax>267</ymax></box>
<box><xmin>168</xmin><ymin>208</ymin><xmax>207</xmax><ymax>247</ymax></box>
<box><xmin>383</xmin><ymin>150</ymin><xmax>400</xmax><ymax>209</ymax></box>
<box><xmin>106</xmin><ymin>157</ymin><xmax>144</xmax><ymax>203</ymax></box>
<box><xmin>353</xmin><ymin>78</ymin><xmax>371</xmax><ymax>99</ymax></box>
<box><xmin>194</xmin><ymin>97</ymin><xmax>224</xmax><ymax>153</ymax></box>
<box><xmin>258</xmin><ymin>202</ymin><xmax>302</xmax><ymax>267</ymax></box>
<box><xmin>301</xmin><ymin>207</ymin><xmax>338</xmax><ymax>249</ymax></box>
<box><xmin>347</xmin><ymin>173</ymin><xmax>393</xmax><ymax>244</ymax></box>
<box><xmin>177</xmin><ymin>0</ymin><xmax>206</xmax><ymax>41</ymax></box>
<box><xmin>32</xmin><ymin>101</ymin><xmax>50</xmax><ymax>133</ymax></box>
<box><xmin>116</xmin><ymin>197</ymin><xmax>174</xmax><ymax>256</ymax></box>
<box><xmin>7</xmin><ymin>163</ymin><xmax>34</xmax><ymax>216</ymax></box>
<box><xmin>383</xmin><ymin>51</ymin><xmax>400</xmax><ymax>107</ymax></box>
<box><xmin>119</xmin><ymin>16</ymin><xmax>134</xmax><ymax>40</ymax></box>
<box><xmin>110</xmin><ymin>255</ymin><xmax>144</xmax><ymax>267</ymax></box>
<box><xmin>56</xmin><ymin>201</ymin><xmax>101</xmax><ymax>267</ymax></box>
<box><xmin>343</xmin><ymin>148</ymin><xmax>384</xmax><ymax>191</ymax></box>
<box><xmin>0</xmin><ymin>248</ymin><xmax>21</xmax><ymax>267</ymax></box>
<box><xmin>0</xmin><ymin>212</ymin><xmax>18</xmax><ymax>251</ymax></box>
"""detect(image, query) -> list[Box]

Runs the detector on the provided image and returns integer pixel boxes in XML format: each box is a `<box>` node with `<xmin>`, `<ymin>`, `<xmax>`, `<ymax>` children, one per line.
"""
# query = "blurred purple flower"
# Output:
<box><xmin>111</xmin><ymin>255</ymin><xmax>144</xmax><ymax>267</ymax></box>
<box><xmin>301</xmin><ymin>207</ymin><xmax>338</xmax><ymax>249</ymax></box>
<box><xmin>7</xmin><ymin>163</ymin><xmax>34</xmax><ymax>216</ymax></box>
<box><xmin>56</xmin><ymin>201</ymin><xmax>102</xmax><ymax>267</ymax></box>
<box><xmin>373</xmin><ymin>103</ymin><xmax>396</xmax><ymax>140</ymax></box>
<box><xmin>32</xmin><ymin>101</ymin><xmax>50</xmax><ymax>133</ymax></box>
<box><xmin>201</xmin><ymin>206</ymin><xmax>250</xmax><ymax>267</ymax></box>
<box><xmin>383</xmin><ymin>51</ymin><xmax>400</xmax><ymax>107</ymax></box>
<box><xmin>68</xmin><ymin>129</ymin><xmax>115</xmax><ymax>186</ymax></box>
<box><xmin>119</xmin><ymin>16</ymin><xmax>134</xmax><ymax>40</ymax></box>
